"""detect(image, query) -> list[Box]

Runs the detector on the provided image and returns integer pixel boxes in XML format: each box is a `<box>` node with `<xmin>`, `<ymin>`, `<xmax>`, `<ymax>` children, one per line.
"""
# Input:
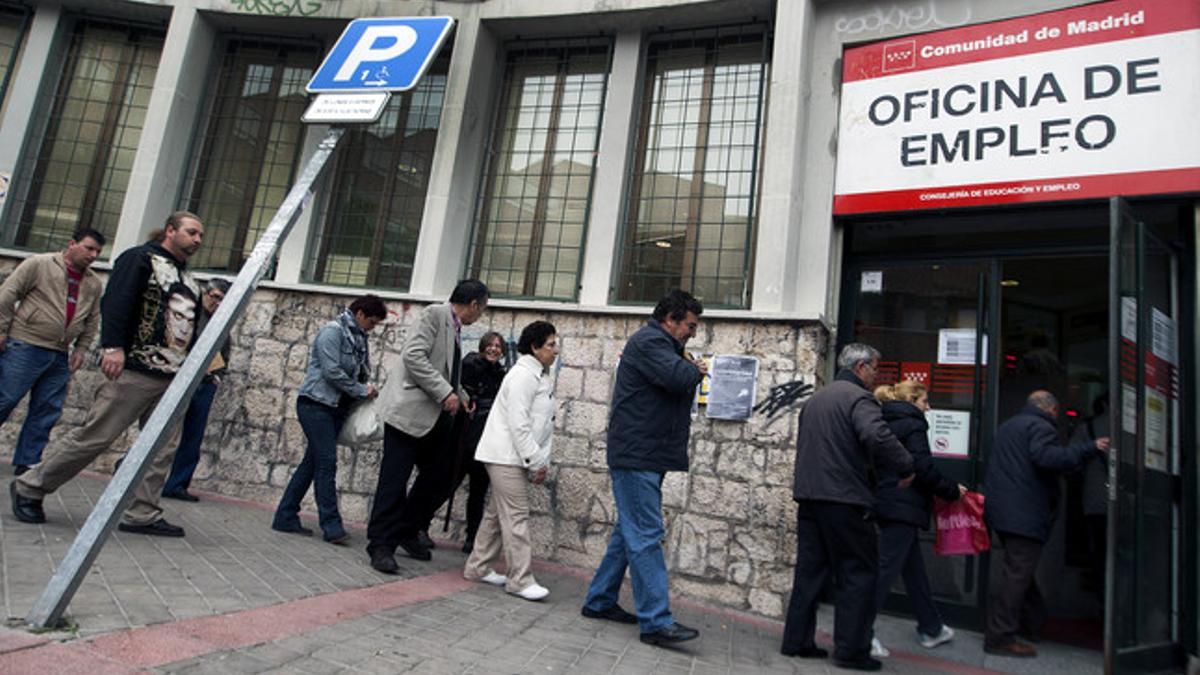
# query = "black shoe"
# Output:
<box><xmin>272</xmin><ymin>522</ymin><xmax>314</xmax><ymax>537</ymax></box>
<box><xmin>10</xmin><ymin>481</ymin><xmax>45</xmax><ymax>524</ymax></box>
<box><xmin>782</xmin><ymin>646</ymin><xmax>829</xmax><ymax>658</ymax></box>
<box><xmin>582</xmin><ymin>604</ymin><xmax>638</xmax><ymax>624</ymax></box>
<box><xmin>325</xmin><ymin>531</ymin><xmax>351</xmax><ymax>545</ymax></box>
<box><xmin>118</xmin><ymin>518</ymin><xmax>185</xmax><ymax>537</ymax></box>
<box><xmin>832</xmin><ymin>656</ymin><xmax>882</xmax><ymax>671</ymax></box>
<box><xmin>13</xmin><ymin>464</ymin><xmax>30</xmax><ymax>476</ymax></box>
<box><xmin>639</xmin><ymin>622</ymin><xmax>699</xmax><ymax>647</ymax></box>
<box><xmin>417</xmin><ymin>530</ymin><xmax>435</xmax><ymax>549</ymax></box>
<box><xmin>163</xmin><ymin>490</ymin><xmax>199</xmax><ymax>502</ymax></box>
<box><xmin>398</xmin><ymin>536</ymin><xmax>432</xmax><ymax>561</ymax></box>
<box><xmin>369</xmin><ymin>548</ymin><xmax>399</xmax><ymax>574</ymax></box>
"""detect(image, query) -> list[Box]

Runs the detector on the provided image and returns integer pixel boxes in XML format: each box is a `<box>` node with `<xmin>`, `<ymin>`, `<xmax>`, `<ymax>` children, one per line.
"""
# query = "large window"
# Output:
<box><xmin>468</xmin><ymin>39</ymin><xmax>610</xmax><ymax>300</ymax></box>
<box><xmin>0</xmin><ymin>5</ymin><xmax>30</xmax><ymax>110</ymax></box>
<box><xmin>7</xmin><ymin>19</ymin><xmax>163</xmax><ymax>254</ymax></box>
<box><xmin>181</xmin><ymin>37</ymin><xmax>321</xmax><ymax>272</ymax></box>
<box><xmin>305</xmin><ymin>56</ymin><xmax>449</xmax><ymax>290</ymax></box>
<box><xmin>617</xmin><ymin>25</ymin><xmax>770</xmax><ymax>308</ymax></box>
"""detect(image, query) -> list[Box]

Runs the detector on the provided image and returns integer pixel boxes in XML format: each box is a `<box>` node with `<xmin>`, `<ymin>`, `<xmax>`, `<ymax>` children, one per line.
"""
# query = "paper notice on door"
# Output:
<box><xmin>1121</xmin><ymin>383</ymin><xmax>1138</xmax><ymax>435</ymax></box>
<box><xmin>937</xmin><ymin>328</ymin><xmax>986</xmax><ymax>365</ymax></box>
<box><xmin>1121</xmin><ymin>297</ymin><xmax>1137</xmax><ymax>342</ymax></box>
<box><xmin>926</xmin><ymin>409</ymin><xmax>970</xmax><ymax>457</ymax></box>
<box><xmin>1151</xmin><ymin>308</ymin><xmax>1176</xmax><ymax>365</ymax></box>
<box><xmin>1144</xmin><ymin>388</ymin><xmax>1167</xmax><ymax>471</ymax></box>
<box><xmin>861</xmin><ymin>271</ymin><xmax>883</xmax><ymax>294</ymax></box>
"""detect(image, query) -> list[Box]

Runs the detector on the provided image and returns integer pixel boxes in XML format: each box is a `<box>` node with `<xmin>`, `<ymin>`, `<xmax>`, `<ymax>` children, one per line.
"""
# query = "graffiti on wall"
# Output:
<box><xmin>834</xmin><ymin>1</ymin><xmax>972</xmax><ymax>36</ymax></box>
<box><xmin>229</xmin><ymin>0</ymin><xmax>324</xmax><ymax>17</ymax></box>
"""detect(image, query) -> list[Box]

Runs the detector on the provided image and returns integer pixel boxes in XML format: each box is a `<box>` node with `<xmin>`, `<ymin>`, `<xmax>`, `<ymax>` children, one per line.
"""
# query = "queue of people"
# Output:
<box><xmin>2</xmin><ymin>221</ymin><xmax>1113</xmax><ymax>666</ymax></box>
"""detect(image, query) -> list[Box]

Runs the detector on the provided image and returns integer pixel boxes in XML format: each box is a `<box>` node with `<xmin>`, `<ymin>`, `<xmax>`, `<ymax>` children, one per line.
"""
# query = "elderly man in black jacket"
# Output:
<box><xmin>781</xmin><ymin>343</ymin><xmax>914</xmax><ymax>672</ymax></box>
<box><xmin>581</xmin><ymin>290</ymin><xmax>707</xmax><ymax>647</ymax></box>
<box><xmin>982</xmin><ymin>390</ymin><xmax>1108</xmax><ymax>657</ymax></box>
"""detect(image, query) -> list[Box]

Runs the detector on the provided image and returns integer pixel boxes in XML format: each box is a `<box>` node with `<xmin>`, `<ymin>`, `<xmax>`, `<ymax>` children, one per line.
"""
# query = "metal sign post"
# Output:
<box><xmin>26</xmin><ymin>128</ymin><xmax>345</xmax><ymax>628</ymax></box>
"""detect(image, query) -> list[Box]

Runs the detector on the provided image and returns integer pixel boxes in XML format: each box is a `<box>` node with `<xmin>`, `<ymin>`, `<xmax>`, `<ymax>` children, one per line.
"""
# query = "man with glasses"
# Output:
<box><xmin>162</xmin><ymin>278</ymin><xmax>232</xmax><ymax>502</ymax></box>
<box><xmin>782</xmin><ymin>343</ymin><xmax>914</xmax><ymax>671</ymax></box>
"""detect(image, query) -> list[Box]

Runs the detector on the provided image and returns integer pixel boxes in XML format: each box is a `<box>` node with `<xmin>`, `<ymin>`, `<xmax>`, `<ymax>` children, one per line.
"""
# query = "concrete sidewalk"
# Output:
<box><xmin>0</xmin><ymin>473</ymin><xmax>1102</xmax><ymax>674</ymax></box>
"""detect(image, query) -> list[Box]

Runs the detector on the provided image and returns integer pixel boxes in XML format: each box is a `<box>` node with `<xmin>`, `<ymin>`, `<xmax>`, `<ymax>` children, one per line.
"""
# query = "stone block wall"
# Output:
<box><xmin>0</xmin><ymin>254</ymin><xmax>830</xmax><ymax>620</ymax></box>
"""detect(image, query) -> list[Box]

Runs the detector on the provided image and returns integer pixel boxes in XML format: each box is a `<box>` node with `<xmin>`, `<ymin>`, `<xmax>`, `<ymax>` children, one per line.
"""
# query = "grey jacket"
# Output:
<box><xmin>792</xmin><ymin>369</ymin><xmax>914</xmax><ymax>507</ymax></box>
<box><xmin>297</xmin><ymin>314</ymin><xmax>370</xmax><ymax>407</ymax></box>
<box><xmin>377</xmin><ymin>303</ymin><xmax>467</xmax><ymax>437</ymax></box>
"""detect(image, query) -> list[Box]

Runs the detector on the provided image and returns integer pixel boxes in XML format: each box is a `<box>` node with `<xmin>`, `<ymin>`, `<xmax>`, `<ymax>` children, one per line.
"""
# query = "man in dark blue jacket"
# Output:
<box><xmin>982</xmin><ymin>390</ymin><xmax>1108</xmax><ymax>657</ymax></box>
<box><xmin>581</xmin><ymin>290</ymin><xmax>707</xmax><ymax>647</ymax></box>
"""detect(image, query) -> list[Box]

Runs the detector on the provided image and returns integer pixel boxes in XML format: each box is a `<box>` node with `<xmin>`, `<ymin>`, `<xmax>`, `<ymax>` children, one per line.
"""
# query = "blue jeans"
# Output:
<box><xmin>273</xmin><ymin>396</ymin><xmax>348</xmax><ymax>540</ymax></box>
<box><xmin>583</xmin><ymin>469</ymin><xmax>673</xmax><ymax>633</ymax></box>
<box><xmin>162</xmin><ymin>377</ymin><xmax>218</xmax><ymax>495</ymax></box>
<box><xmin>0</xmin><ymin>339</ymin><xmax>70</xmax><ymax>467</ymax></box>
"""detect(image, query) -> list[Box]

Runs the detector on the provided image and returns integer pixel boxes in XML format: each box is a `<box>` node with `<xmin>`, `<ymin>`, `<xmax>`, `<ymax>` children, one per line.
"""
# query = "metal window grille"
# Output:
<box><xmin>617</xmin><ymin>25</ymin><xmax>770</xmax><ymax>308</ymax></box>
<box><xmin>181</xmin><ymin>37</ymin><xmax>321</xmax><ymax>273</ymax></box>
<box><xmin>0</xmin><ymin>4</ymin><xmax>30</xmax><ymax>110</ymax></box>
<box><xmin>468</xmin><ymin>38</ymin><xmax>611</xmax><ymax>301</ymax></box>
<box><xmin>306</xmin><ymin>55</ymin><xmax>449</xmax><ymax>290</ymax></box>
<box><xmin>6</xmin><ymin>19</ymin><xmax>164</xmax><ymax>255</ymax></box>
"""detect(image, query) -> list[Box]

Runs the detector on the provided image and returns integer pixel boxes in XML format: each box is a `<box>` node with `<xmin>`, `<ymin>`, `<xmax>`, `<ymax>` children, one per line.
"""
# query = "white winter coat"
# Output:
<box><xmin>474</xmin><ymin>354</ymin><xmax>555</xmax><ymax>471</ymax></box>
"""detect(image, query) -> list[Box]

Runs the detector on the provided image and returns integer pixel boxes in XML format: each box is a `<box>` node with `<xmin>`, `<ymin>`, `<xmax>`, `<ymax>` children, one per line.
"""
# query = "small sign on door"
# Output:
<box><xmin>927</xmin><ymin>409</ymin><xmax>970</xmax><ymax>458</ymax></box>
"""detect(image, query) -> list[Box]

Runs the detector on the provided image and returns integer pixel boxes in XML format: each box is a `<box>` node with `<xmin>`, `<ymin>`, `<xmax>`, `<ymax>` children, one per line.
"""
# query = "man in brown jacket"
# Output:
<box><xmin>0</xmin><ymin>228</ymin><xmax>105</xmax><ymax>475</ymax></box>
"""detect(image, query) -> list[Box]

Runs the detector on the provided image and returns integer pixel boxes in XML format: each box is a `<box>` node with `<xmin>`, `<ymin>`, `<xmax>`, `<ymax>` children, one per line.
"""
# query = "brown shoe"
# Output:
<box><xmin>984</xmin><ymin>641</ymin><xmax>1037</xmax><ymax>658</ymax></box>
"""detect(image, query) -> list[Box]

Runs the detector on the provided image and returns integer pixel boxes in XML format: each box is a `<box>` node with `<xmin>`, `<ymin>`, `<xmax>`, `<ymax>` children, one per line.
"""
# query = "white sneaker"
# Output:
<box><xmin>870</xmin><ymin>637</ymin><xmax>890</xmax><ymax>658</ymax></box>
<box><xmin>479</xmin><ymin>571</ymin><xmax>507</xmax><ymax>587</ymax></box>
<box><xmin>510</xmin><ymin>583</ymin><xmax>549</xmax><ymax>601</ymax></box>
<box><xmin>918</xmin><ymin>625</ymin><xmax>954</xmax><ymax>649</ymax></box>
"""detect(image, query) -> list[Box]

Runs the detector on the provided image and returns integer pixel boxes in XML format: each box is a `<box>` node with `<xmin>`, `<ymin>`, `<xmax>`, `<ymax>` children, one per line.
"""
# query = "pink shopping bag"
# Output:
<box><xmin>933</xmin><ymin>491</ymin><xmax>990</xmax><ymax>556</ymax></box>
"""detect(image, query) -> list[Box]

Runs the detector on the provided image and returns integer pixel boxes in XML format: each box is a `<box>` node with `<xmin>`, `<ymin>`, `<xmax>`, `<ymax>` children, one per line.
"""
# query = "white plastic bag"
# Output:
<box><xmin>338</xmin><ymin>398</ymin><xmax>383</xmax><ymax>446</ymax></box>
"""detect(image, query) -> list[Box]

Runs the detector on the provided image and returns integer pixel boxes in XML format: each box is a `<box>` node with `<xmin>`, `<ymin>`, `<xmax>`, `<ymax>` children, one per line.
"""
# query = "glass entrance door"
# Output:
<box><xmin>1106</xmin><ymin>198</ymin><xmax>1183</xmax><ymax>673</ymax></box>
<box><xmin>847</xmin><ymin>262</ymin><xmax>990</xmax><ymax>626</ymax></box>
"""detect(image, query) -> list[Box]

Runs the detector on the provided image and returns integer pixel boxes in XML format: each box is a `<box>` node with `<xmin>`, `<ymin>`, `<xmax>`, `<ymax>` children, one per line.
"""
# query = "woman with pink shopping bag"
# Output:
<box><xmin>870</xmin><ymin>380</ymin><xmax>967</xmax><ymax>657</ymax></box>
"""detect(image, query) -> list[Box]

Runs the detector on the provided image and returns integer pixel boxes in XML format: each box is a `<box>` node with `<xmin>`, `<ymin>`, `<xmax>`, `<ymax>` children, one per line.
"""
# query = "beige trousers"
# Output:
<box><xmin>463</xmin><ymin>463</ymin><xmax>538</xmax><ymax>593</ymax></box>
<box><xmin>16</xmin><ymin>369</ymin><xmax>185</xmax><ymax>526</ymax></box>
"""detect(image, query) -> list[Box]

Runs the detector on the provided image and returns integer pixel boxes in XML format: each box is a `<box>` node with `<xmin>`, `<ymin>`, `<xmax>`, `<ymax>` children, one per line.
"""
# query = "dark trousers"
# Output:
<box><xmin>876</xmin><ymin>521</ymin><xmax>944</xmax><ymax>637</ymax></box>
<box><xmin>163</xmin><ymin>377</ymin><xmax>218</xmax><ymax>495</ymax></box>
<box><xmin>449</xmin><ymin>411</ymin><xmax>490</xmax><ymax>539</ymax></box>
<box><xmin>366</xmin><ymin>414</ymin><xmax>456</xmax><ymax>552</ymax></box>
<box><xmin>782</xmin><ymin>500</ymin><xmax>878</xmax><ymax>661</ymax></box>
<box><xmin>985</xmin><ymin>532</ymin><xmax>1047</xmax><ymax>647</ymax></box>
<box><xmin>273</xmin><ymin>396</ymin><xmax>349</xmax><ymax>540</ymax></box>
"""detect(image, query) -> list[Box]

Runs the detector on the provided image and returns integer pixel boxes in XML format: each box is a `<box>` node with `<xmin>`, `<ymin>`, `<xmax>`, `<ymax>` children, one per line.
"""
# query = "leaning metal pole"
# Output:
<box><xmin>26</xmin><ymin>127</ymin><xmax>346</xmax><ymax>628</ymax></box>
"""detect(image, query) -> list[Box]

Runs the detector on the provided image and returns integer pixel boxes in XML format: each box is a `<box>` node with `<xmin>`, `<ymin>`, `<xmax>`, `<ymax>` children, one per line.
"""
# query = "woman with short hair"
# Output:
<box><xmin>272</xmin><ymin>295</ymin><xmax>386</xmax><ymax>544</ymax></box>
<box><xmin>463</xmin><ymin>320</ymin><xmax>558</xmax><ymax>601</ymax></box>
<box><xmin>453</xmin><ymin>331</ymin><xmax>507</xmax><ymax>553</ymax></box>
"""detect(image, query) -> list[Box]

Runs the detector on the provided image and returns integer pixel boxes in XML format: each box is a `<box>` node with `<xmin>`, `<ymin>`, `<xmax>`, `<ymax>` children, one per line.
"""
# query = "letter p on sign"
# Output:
<box><xmin>334</xmin><ymin>26</ymin><xmax>418</xmax><ymax>82</ymax></box>
<box><xmin>307</xmin><ymin>17</ymin><xmax>455</xmax><ymax>93</ymax></box>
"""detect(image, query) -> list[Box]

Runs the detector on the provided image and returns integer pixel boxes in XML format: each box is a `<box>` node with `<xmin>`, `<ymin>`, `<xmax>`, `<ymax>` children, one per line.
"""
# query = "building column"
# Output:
<box><xmin>0</xmin><ymin>3</ymin><xmax>62</xmax><ymax>239</ymax></box>
<box><xmin>753</xmin><ymin>0</ymin><xmax>824</xmax><ymax>318</ymax></box>
<box><xmin>272</xmin><ymin>123</ymin><xmax>330</xmax><ymax>285</ymax></box>
<box><xmin>577</xmin><ymin>29</ymin><xmax>642</xmax><ymax>308</ymax></box>
<box><xmin>408</xmin><ymin>8</ymin><xmax>499</xmax><ymax>300</ymax></box>
<box><xmin>110</xmin><ymin>6</ymin><xmax>215</xmax><ymax>256</ymax></box>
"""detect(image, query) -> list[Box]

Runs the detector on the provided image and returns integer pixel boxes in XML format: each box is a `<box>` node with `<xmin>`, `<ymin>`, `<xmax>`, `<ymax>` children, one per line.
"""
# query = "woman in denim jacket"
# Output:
<box><xmin>272</xmin><ymin>295</ymin><xmax>386</xmax><ymax>543</ymax></box>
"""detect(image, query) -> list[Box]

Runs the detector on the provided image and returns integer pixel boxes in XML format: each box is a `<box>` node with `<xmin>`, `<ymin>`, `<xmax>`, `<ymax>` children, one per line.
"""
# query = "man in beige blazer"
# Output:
<box><xmin>367</xmin><ymin>279</ymin><xmax>489</xmax><ymax>572</ymax></box>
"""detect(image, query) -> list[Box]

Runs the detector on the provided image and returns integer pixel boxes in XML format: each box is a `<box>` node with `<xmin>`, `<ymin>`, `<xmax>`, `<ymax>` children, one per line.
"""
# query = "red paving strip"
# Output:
<box><xmin>0</xmin><ymin>569</ymin><xmax>472</xmax><ymax>673</ymax></box>
<box><xmin>0</xmin><ymin>627</ymin><xmax>52</xmax><ymax>655</ymax></box>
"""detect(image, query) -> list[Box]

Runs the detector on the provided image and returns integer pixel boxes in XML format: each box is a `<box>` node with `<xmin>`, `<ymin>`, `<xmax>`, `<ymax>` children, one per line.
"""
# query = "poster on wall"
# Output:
<box><xmin>937</xmin><ymin>328</ymin><xmax>986</xmax><ymax>365</ymax></box>
<box><xmin>927</xmin><ymin>409</ymin><xmax>971</xmax><ymax>457</ymax></box>
<box><xmin>833</xmin><ymin>0</ymin><xmax>1200</xmax><ymax>214</ymax></box>
<box><xmin>706</xmin><ymin>355</ymin><xmax>759</xmax><ymax>421</ymax></box>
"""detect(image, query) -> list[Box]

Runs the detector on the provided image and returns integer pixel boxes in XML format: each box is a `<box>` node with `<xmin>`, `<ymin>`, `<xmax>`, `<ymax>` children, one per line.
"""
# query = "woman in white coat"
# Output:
<box><xmin>463</xmin><ymin>320</ymin><xmax>558</xmax><ymax>600</ymax></box>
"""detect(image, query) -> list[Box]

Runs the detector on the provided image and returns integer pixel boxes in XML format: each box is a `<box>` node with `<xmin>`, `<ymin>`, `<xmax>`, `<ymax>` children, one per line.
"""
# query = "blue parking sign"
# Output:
<box><xmin>307</xmin><ymin>17</ymin><xmax>455</xmax><ymax>93</ymax></box>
